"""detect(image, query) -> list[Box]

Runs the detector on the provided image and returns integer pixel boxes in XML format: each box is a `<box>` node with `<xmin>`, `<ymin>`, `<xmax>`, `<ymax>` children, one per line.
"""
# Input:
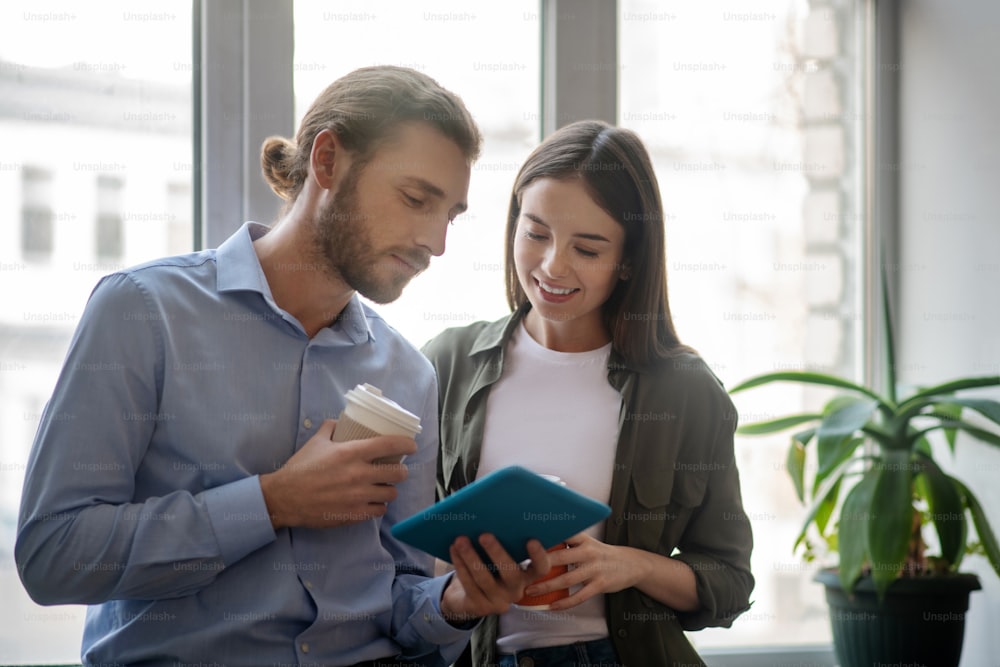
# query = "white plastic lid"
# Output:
<box><xmin>346</xmin><ymin>383</ymin><xmax>422</xmax><ymax>435</ymax></box>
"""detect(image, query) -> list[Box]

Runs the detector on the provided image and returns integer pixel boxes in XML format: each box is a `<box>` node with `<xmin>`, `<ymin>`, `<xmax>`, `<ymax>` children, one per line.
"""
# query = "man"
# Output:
<box><xmin>16</xmin><ymin>66</ymin><xmax>549</xmax><ymax>666</ymax></box>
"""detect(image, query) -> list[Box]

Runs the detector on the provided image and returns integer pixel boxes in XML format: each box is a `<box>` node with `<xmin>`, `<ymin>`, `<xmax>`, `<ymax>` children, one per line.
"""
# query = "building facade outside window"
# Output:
<box><xmin>0</xmin><ymin>2</ymin><xmax>192</xmax><ymax>662</ymax></box>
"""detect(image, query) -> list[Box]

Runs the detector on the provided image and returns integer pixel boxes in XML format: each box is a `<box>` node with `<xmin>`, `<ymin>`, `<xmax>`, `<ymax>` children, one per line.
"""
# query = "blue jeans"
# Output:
<box><xmin>497</xmin><ymin>637</ymin><xmax>623</xmax><ymax>667</ymax></box>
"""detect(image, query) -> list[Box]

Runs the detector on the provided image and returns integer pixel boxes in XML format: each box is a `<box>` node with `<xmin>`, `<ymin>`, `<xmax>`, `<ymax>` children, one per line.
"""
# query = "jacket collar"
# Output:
<box><xmin>468</xmin><ymin>305</ymin><xmax>527</xmax><ymax>356</ymax></box>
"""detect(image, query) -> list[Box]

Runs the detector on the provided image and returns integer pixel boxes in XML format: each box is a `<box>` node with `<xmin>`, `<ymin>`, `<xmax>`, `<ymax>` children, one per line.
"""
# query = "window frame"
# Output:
<box><xmin>196</xmin><ymin>0</ymin><xmax>294</xmax><ymax>250</ymax></box>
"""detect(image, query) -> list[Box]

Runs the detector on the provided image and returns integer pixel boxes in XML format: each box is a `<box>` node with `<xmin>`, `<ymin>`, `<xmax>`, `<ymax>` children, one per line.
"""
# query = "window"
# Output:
<box><xmin>0</xmin><ymin>1</ymin><xmax>193</xmax><ymax>662</ymax></box>
<box><xmin>20</xmin><ymin>166</ymin><xmax>54</xmax><ymax>260</ymax></box>
<box><xmin>619</xmin><ymin>0</ymin><xmax>867</xmax><ymax>651</ymax></box>
<box><xmin>96</xmin><ymin>175</ymin><xmax>124</xmax><ymax>260</ymax></box>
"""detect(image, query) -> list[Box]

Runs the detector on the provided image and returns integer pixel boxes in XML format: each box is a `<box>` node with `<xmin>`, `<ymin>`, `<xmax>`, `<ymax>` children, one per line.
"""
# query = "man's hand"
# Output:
<box><xmin>439</xmin><ymin>534</ymin><xmax>551</xmax><ymax>624</ymax></box>
<box><xmin>259</xmin><ymin>419</ymin><xmax>416</xmax><ymax>529</ymax></box>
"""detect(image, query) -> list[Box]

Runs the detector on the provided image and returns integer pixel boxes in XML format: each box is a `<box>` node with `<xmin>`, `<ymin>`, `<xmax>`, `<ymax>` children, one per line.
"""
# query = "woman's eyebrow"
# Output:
<box><xmin>522</xmin><ymin>212</ymin><xmax>612</xmax><ymax>243</ymax></box>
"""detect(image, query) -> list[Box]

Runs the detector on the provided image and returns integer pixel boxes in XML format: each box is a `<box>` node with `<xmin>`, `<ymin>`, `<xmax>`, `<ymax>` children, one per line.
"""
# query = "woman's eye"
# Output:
<box><xmin>523</xmin><ymin>231</ymin><xmax>547</xmax><ymax>241</ymax></box>
<box><xmin>576</xmin><ymin>248</ymin><xmax>599</xmax><ymax>258</ymax></box>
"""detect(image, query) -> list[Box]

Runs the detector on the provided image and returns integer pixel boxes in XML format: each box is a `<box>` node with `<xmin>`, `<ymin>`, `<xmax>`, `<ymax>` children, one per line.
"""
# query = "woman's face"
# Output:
<box><xmin>513</xmin><ymin>177</ymin><xmax>626</xmax><ymax>344</ymax></box>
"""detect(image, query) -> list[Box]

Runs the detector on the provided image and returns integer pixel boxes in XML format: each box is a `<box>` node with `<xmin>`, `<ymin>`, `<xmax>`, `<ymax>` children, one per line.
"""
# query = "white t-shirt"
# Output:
<box><xmin>476</xmin><ymin>322</ymin><xmax>622</xmax><ymax>653</ymax></box>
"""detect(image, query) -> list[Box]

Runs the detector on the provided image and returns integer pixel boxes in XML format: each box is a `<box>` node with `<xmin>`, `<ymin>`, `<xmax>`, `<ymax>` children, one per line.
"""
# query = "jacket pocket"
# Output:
<box><xmin>627</xmin><ymin>467</ymin><xmax>708</xmax><ymax>552</ymax></box>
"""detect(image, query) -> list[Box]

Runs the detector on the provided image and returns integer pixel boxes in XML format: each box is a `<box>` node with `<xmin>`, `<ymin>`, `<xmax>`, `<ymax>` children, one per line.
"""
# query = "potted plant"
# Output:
<box><xmin>729</xmin><ymin>281</ymin><xmax>1000</xmax><ymax>667</ymax></box>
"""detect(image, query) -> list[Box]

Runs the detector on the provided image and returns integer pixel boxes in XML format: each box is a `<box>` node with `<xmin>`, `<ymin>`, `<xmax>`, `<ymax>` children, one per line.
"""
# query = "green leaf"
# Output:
<box><xmin>910</xmin><ymin>420</ymin><xmax>1000</xmax><ymax>449</ymax></box>
<box><xmin>860</xmin><ymin>424</ymin><xmax>895</xmax><ymax>449</ymax></box>
<box><xmin>814</xmin><ymin>437</ymin><xmax>865</xmax><ymax>500</ymax></box>
<box><xmin>838</xmin><ymin>469</ymin><xmax>878</xmax><ymax>592</ymax></box>
<box><xmin>916</xmin><ymin>456</ymin><xmax>966</xmax><ymax>566</ymax></box>
<box><xmin>929</xmin><ymin>403</ymin><xmax>964</xmax><ymax>451</ymax></box>
<box><xmin>786</xmin><ymin>436</ymin><xmax>807</xmax><ymax>503</ymax></box>
<box><xmin>939</xmin><ymin>398</ymin><xmax>1000</xmax><ymax>428</ymax></box>
<box><xmin>867</xmin><ymin>450</ymin><xmax>914</xmax><ymax>600</ymax></box>
<box><xmin>729</xmin><ymin>371</ymin><xmax>886</xmax><ymax>403</ymax></box>
<box><xmin>794</xmin><ymin>457</ymin><xmax>857</xmax><ymax>552</ymax></box>
<box><xmin>815</xmin><ymin>478</ymin><xmax>841</xmax><ymax>536</ymax></box>
<box><xmin>737</xmin><ymin>413</ymin><xmax>822</xmax><ymax>436</ymax></box>
<box><xmin>881</xmin><ymin>262</ymin><xmax>898</xmax><ymax>405</ymax></box>
<box><xmin>953</xmin><ymin>479</ymin><xmax>1000</xmax><ymax>579</ymax></box>
<box><xmin>817</xmin><ymin>399</ymin><xmax>879</xmax><ymax>473</ymax></box>
<box><xmin>793</xmin><ymin>427</ymin><xmax>817</xmax><ymax>448</ymax></box>
<box><xmin>899</xmin><ymin>376</ymin><xmax>1000</xmax><ymax>413</ymax></box>
<box><xmin>914</xmin><ymin>436</ymin><xmax>933</xmax><ymax>459</ymax></box>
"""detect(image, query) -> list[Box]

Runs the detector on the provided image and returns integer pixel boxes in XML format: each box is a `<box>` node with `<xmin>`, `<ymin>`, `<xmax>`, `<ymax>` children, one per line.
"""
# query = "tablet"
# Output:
<box><xmin>391</xmin><ymin>465</ymin><xmax>611</xmax><ymax>564</ymax></box>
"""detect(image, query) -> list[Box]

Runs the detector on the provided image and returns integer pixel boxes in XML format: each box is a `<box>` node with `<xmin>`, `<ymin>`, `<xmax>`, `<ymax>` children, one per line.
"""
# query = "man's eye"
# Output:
<box><xmin>403</xmin><ymin>193</ymin><xmax>424</xmax><ymax>207</ymax></box>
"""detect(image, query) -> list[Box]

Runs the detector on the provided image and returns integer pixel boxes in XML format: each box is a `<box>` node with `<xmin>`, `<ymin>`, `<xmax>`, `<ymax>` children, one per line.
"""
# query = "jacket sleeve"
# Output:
<box><xmin>670</xmin><ymin>371</ymin><xmax>755</xmax><ymax>630</ymax></box>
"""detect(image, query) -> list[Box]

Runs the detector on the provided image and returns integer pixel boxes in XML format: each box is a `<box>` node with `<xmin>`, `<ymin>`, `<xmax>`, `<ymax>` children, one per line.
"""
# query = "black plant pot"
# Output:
<box><xmin>814</xmin><ymin>569</ymin><xmax>981</xmax><ymax>667</ymax></box>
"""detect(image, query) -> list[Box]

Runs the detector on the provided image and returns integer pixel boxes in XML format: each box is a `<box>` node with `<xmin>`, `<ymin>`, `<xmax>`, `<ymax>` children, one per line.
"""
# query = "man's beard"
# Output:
<box><xmin>312</xmin><ymin>164</ymin><xmax>429</xmax><ymax>304</ymax></box>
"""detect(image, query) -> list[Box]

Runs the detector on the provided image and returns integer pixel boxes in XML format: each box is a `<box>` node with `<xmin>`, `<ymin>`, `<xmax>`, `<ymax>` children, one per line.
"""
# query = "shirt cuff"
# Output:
<box><xmin>202</xmin><ymin>475</ymin><xmax>276</xmax><ymax>566</ymax></box>
<box><xmin>413</xmin><ymin>573</ymin><xmax>481</xmax><ymax>645</ymax></box>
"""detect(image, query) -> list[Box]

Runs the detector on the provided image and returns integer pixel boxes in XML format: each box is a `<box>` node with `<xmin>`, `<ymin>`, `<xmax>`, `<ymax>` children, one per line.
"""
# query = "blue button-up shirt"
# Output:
<box><xmin>16</xmin><ymin>223</ymin><xmax>470</xmax><ymax>666</ymax></box>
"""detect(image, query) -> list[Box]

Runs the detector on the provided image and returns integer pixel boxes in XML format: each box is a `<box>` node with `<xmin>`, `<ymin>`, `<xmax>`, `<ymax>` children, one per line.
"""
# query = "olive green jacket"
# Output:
<box><xmin>422</xmin><ymin>310</ymin><xmax>754</xmax><ymax>667</ymax></box>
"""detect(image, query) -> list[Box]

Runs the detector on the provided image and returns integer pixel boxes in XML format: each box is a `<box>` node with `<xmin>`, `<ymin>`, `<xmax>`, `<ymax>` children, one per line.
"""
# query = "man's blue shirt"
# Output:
<box><xmin>16</xmin><ymin>223</ymin><xmax>470</xmax><ymax>666</ymax></box>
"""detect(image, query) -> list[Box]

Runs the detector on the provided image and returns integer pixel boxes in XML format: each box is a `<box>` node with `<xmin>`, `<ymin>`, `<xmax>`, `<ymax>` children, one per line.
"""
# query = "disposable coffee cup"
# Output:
<box><xmin>514</xmin><ymin>474</ymin><xmax>571</xmax><ymax>610</ymax></box>
<box><xmin>330</xmin><ymin>383</ymin><xmax>422</xmax><ymax>463</ymax></box>
<box><xmin>514</xmin><ymin>542</ymin><xmax>570</xmax><ymax>610</ymax></box>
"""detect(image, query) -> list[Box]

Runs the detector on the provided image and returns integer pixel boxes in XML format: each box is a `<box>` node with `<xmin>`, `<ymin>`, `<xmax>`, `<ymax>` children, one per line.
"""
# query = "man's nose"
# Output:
<box><xmin>415</xmin><ymin>214</ymin><xmax>449</xmax><ymax>257</ymax></box>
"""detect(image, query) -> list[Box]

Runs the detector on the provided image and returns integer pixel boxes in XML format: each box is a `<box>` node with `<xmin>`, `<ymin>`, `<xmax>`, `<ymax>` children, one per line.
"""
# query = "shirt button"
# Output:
<box><xmin>518</xmin><ymin>658</ymin><xmax>535</xmax><ymax>667</ymax></box>
<box><xmin>304</xmin><ymin>580</ymin><xmax>313</xmax><ymax>589</ymax></box>
<box><xmin>614</xmin><ymin>515</ymin><xmax>624</xmax><ymax>526</ymax></box>
<box><xmin>301</xmin><ymin>642</ymin><xmax>309</xmax><ymax>653</ymax></box>
<box><xmin>617</xmin><ymin>628</ymin><xmax>628</xmax><ymax>638</ymax></box>
<box><xmin>303</xmin><ymin>418</ymin><xmax>313</xmax><ymax>429</ymax></box>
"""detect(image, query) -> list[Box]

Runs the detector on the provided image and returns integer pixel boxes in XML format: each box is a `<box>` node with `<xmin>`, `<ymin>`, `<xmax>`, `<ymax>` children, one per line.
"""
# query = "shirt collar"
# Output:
<box><xmin>332</xmin><ymin>296</ymin><xmax>376</xmax><ymax>345</ymax></box>
<box><xmin>216</xmin><ymin>222</ymin><xmax>273</xmax><ymax>296</ymax></box>
<box><xmin>215</xmin><ymin>221</ymin><xmax>374</xmax><ymax>344</ymax></box>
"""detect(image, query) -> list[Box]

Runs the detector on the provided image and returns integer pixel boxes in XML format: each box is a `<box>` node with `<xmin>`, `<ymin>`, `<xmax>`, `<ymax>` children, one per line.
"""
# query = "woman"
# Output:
<box><xmin>422</xmin><ymin>120</ymin><xmax>754</xmax><ymax>667</ymax></box>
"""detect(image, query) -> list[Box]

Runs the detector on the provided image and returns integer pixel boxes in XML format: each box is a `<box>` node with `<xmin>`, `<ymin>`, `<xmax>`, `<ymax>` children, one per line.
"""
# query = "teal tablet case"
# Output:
<box><xmin>391</xmin><ymin>465</ymin><xmax>612</xmax><ymax>564</ymax></box>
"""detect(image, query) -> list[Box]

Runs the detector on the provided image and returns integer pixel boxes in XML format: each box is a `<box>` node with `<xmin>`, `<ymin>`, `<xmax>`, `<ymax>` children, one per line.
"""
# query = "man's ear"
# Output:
<box><xmin>310</xmin><ymin>129</ymin><xmax>341</xmax><ymax>190</ymax></box>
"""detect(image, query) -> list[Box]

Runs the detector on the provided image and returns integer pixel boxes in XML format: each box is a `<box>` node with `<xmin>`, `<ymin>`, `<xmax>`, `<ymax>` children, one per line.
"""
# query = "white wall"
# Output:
<box><xmin>899</xmin><ymin>1</ymin><xmax>1000</xmax><ymax>665</ymax></box>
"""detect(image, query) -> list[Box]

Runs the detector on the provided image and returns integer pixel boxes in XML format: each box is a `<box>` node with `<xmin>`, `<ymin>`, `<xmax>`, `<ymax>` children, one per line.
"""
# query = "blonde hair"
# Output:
<box><xmin>261</xmin><ymin>65</ymin><xmax>482</xmax><ymax>203</ymax></box>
